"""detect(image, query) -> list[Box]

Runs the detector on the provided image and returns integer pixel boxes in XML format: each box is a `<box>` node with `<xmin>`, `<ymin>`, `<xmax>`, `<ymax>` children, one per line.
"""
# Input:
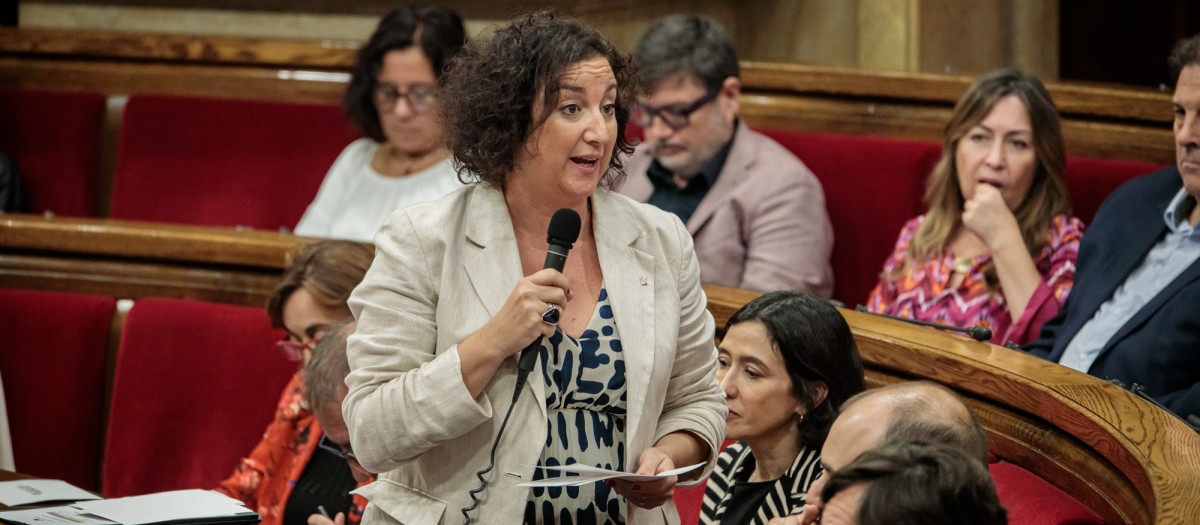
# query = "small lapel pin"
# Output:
<box><xmin>640</xmin><ymin>277</ymin><xmax>648</xmax><ymax>286</ymax></box>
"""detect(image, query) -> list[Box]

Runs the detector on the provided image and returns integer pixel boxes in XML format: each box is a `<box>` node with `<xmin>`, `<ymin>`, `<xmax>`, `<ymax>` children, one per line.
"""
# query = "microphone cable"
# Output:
<box><xmin>461</xmin><ymin>209</ymin><xmax>580</xmax><ymax>524</ymax></box>
<box><xmin>460</xmin><ymin>359</ymin><xmax>538</xmax><ymax>524</ymax></box>
<box><xmin>854</xmin><ymin>305</ymin><xmax>993</xmax><ymax>342</ymax></box>
<box><xmin>1106</xmin><ymin>379</ymin><xmax>1200</xmax><ymax>435</ymax></box>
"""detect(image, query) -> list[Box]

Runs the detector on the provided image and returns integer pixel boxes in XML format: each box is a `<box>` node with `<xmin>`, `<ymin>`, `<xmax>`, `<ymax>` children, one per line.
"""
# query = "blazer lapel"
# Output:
<box><xmin>1080</xmin><ymin>190</ymin><xmax>1173</xmax><ymax>319</ymax></box>
<box><xmin>463</xmin><ymin>185</ymin><xmax>522</xmax><ymax>319</ymax></box>
<box><xmin>686</xmin><ymin>123</ymin><xmax>755</xmax><ymax>236</ymax></box>
<box><xmin>461</xmin><ymin>185</ymin><xmax>549</xmax><ymax>420</ymax></box>
<box><xmin>591</xmin><ymin>189</ymin><xmax>657</xmax><ymax>449</ymax></box>
<box><xmin>1100</xmin><ymin>255</ymin><xmax>1200</xmax><ymax>360</ymax></box>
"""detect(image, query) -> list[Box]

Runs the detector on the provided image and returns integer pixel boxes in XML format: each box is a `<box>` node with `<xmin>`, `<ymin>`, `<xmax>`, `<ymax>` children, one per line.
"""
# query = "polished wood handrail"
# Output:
<box><xmin>0</xmin><ymin>27</ymin><xmax>358</xmax><ymax>69</ymax></box>
<box><xmin>2</xmin><ymin>215</ymin><xmax>1198</xmax><ymax>523</ymax></box>
<box><xmin>703</xmin><ymin>284</ymin><xmax>1200</xmax><ymax>525</ymax></box>
<box><xmin>0</xmin><ymin>214</ymin><xmax>315</xmax><ymax>307</ymax></box>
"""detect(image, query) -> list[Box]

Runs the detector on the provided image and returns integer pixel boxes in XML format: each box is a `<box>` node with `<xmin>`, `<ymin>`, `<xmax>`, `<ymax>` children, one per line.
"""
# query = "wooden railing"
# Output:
<box><xmin>0</xmin><ymin>27</ymin><xmax>1176</xmax><ymax>165</ymax></box>
<box><xmin>704</xmin><ymin>286</ymin><xmax>1200</xmax><ymax>525</ymax></box>
<box><xmin>2</xmin><ymin>214</ymin><xmax>1198</xmax><ymax>524</ymax></box>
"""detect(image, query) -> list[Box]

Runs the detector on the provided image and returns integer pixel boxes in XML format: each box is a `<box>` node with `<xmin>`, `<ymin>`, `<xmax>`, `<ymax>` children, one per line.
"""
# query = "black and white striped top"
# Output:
<box><xmin>699</xmin><ymin>442</ymin><xmax>823</xmax><ymax>525</ymax></box>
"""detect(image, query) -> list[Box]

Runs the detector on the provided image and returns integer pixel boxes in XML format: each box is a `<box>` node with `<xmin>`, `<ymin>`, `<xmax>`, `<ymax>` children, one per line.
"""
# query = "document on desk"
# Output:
<box><xmin>517</xmin><ymin>462</ymin><xmax>705</xmax><ymax>487</ymax></box>
<box><xmin>0</xmin><ymin>505</ymin><xmax>116</xmax><ymax>525</ymax></box>
<box><xmin>0</xmin><ymin>479</ymin><xmax>102</xmax><ymax>506</ymax></box>
<box><xmin>71</xmin><ymin>489</ymin><xmax>256</xmax><ymax>525</ymax></box>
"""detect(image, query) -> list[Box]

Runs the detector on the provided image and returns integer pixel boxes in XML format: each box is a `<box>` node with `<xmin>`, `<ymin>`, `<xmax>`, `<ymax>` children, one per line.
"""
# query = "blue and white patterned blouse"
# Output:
<box><xmin>524</xmin><ymin>287</ymin><xmax>629</xmax><ymax>524</ymax></box>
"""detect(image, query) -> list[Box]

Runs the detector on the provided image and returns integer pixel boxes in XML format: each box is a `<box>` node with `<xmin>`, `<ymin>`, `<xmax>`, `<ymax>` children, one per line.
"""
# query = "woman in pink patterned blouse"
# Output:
<box><xmin>867</xmin><ymin>68</ymin><xmax>1084</xmax><ymax>346</ymax></box>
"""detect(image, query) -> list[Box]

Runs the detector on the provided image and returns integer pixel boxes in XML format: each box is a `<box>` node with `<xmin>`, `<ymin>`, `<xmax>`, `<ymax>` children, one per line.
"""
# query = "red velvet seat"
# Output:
<box><xmin>759</xmin><ymin>130</ymin><xmax>942</xmax><ymax>307</ymax></box>
<box><xmin>0</xmin><ymin>289</ymin><xmax>114</xmax><ymax>491</ymax></box>
<box><xmin>0</xmin><ymin>89</ymin><xmax>106</xmax><ymax>217</ymax></box>
<box><xmin>103</xmin><ymin>298</ymin><xmax>296</xmax><ymax>497</ymax></box>
<box><xmin>110</xmin><ymin>94</ymin><xmax>360</xmax><ymax>231</ymax></box>
<box><xmin>1065</xmin><ymin>156</ymin><xmax>1165</xmax><ymax>225</ymax></box>
<box><xmin>990</xmin><ymin>462</ymin><xmax>1103</xmax><ymax>524</ymax></box>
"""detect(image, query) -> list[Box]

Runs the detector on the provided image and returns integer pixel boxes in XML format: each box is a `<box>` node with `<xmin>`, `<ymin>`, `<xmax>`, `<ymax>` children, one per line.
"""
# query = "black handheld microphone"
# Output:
<box><xmin>854</xmin><ymin>305</ymin><xmax>993</xmax><ymax>342</ymax></box>
<box><xmin>517</xmin><ymin>208</ymin><xmax>582</xmax><ymax>374</ymax></box>
<box><xmin>462</xmin><ymin>208</ymin><xmax>582</xmax><ymax>525</ymax></box>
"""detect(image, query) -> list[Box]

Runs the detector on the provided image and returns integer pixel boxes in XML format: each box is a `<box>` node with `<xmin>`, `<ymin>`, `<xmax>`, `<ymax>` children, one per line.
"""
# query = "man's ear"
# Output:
<box><xmin>721</xmin><ymin>76</ymin><xmax>741</xmax><ymax>118</ymax></box>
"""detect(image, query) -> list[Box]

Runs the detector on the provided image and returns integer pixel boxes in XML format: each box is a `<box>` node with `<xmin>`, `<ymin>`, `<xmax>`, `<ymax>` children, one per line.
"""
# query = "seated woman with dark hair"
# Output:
<box><xmin>294</xmin><ymin>4</ymin><xmax>467</xmax><ymax>242</ymax></box>
<box><xmin>867</xmin><ymin>68</ymin><xmax>1084</xmax><ymax>346</ymax></box>
<box><xmin>216</xmin><ymin>240</ymin><xmax>374</xmax><ymax>525</ymax></box>
<box><xmin>703</xmin><ymin>291</ymin><xmax>866</xmax><ymax>524</ymax></box>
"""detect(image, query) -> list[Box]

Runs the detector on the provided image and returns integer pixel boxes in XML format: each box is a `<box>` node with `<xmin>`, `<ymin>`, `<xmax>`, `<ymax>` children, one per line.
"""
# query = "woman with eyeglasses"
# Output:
<box><xmin>294</xmin><ymin>4</ymin><xmax>468</xmax><ymax>243</ymax></box>
<box><xmin>216</xmin><ymin>240</ymin><xmax>374</xmax><ymax>525</ymax></box>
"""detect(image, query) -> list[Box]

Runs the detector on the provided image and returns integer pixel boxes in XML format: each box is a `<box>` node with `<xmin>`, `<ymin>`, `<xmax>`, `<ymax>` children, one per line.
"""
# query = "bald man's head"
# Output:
<box><xmin>807</xmin><ymin>381</ymin><xmax>990</xmax><ymax>517</ymax></box>
<box><xmin>824</xmin><ymin>381</ymin><xmax>988</xmax><ymax>468</ymax></box>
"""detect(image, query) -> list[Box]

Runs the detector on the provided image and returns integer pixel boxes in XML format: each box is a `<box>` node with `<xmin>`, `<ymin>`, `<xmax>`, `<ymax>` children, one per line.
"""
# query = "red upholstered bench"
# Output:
<box><xmin>1065</xmin><ymin>156</ymin><xmax>1166</xmax><ymax>225</ymax></box>
<box><xmin>758</xmin><ymin>130</ymin><xmax>942</xmax><ymax>307</ymax></box>
<box><xmin>103</xmin><ymin>298</ymin><xmax>296</xmax><ymax>497</ymax></box>
<box><xmin>110</xmin><ymin>94</ymin><xmax>360</xmax><ymax>231</ymax></box>
<box><xmin>0</xmin><ymin>289</ymin><xmax>114</xmax><ymax>491</ymax></box>
<box><xmin>0</xmin><ymin>89</ymin><xmax>106</xmax><ymax>217</ymax></box>
<box><xmin>990</xmin><ymin>462</ymin><xmax>1103</xmax><ymax>525</ymax></box>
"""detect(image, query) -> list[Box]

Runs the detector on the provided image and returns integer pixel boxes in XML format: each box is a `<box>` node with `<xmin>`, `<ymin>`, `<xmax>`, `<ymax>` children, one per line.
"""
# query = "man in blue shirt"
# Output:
<box><xmin>1025</xmin><ymin>35</ymin><xmax>1200</xmax><ymax>419</ymax></box>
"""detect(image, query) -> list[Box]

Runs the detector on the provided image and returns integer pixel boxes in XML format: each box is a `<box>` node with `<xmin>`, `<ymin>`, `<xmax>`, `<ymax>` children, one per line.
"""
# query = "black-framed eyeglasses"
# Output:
<box><xmin>373</xmin><ymin>82</ymin><xmax>437</xmax><ymax>114</ymax></box>
<box><xmin>318</xmin><ymin>434</ymin><xmax>357</xmax><ymax>460</ymax></box>
<box><xmin>630</xmin><ymin>88</ymin><xmax>721</xmax><ymax>131</ymax></box>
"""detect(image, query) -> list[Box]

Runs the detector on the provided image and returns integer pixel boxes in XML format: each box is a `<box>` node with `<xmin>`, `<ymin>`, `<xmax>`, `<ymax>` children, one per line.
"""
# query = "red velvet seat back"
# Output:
<box><xmin>0</xmin><ymin>289</ymin><xmax>114</xmax><ymax>490</ymax></box>
<box><xmin>103</xmin><ymin>298</ymin><xmax>295</xmax><ymax>497</ymax></box>
<box><xmin>990</xmin><ymin>462</ymin><xmax>1103</xmax><ymax>524</ymax></box>
<box><xmin>1065</xmin><ymin>156</ymin><xmax>1165</xmax><ymax>225</ymax></box>
<box><xmin>0</xmin><ymin>89</ymin><xmax>106</xmax><ymax>217</ymax></box>
<box><xmin>110</xmin><ymin>94</ymin><xmax>360</xmax><ymax>231</ymax></box>
<box><xmin>759</xmin><ymin>130</ymin><xmax>942</xmax><ymax>306</ymax></box>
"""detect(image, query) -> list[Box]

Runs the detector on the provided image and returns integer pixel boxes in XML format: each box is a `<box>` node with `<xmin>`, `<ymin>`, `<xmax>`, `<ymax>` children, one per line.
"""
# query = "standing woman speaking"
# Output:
<box><xmin>342</xmin><ymin>11</ymin><xmax>726</xmax><ymax>525</ymax></box>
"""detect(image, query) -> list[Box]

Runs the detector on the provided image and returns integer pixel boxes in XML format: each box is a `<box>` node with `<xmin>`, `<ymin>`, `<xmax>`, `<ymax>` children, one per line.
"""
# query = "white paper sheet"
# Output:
<box><xmin>517</xmin><ymin>462</ymin><xmax>705</xmax><ymax>487</ymax></box>
<box><xmin>0</xmin><ymin>479</ymin><xmax>102</xmax><ymax>506</ymax></box>
<box><xmin>0</xmin><ymin>505</ymin><xmax>116</xmax><ymax>525</ymax></box>
<box><xmin>71</xmin><ymin>489</ymin><xmax>253</xmax><ymax>525</ymax></box>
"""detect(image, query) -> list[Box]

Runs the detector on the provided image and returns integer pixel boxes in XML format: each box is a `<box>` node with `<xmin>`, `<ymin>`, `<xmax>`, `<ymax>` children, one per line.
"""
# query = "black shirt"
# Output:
<box><xmin>719</xmin><ymin>479</ymin><xmax>775</xmax><ymax>525</ymax></box>
<box><xmin>645</xmin><ymin>121</ymin><xmax>738</xmax><ymax>226</ymax></box>
<box><xmin>280</xmin><ymin>445</ymin><xmax>357</xmax><ymax>525</ymax></box>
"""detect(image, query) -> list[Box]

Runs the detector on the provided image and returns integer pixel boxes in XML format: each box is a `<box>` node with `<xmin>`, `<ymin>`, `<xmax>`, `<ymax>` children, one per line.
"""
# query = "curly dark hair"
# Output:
<box><xmin>343</xmin><ymin>4</ymin><xmax>466</xmax><ymax>142</ymax></box>
<box><xmin>725</xmin><ymin>291</ymin><xmax>865</xmax><ymax>451</ymax></box>
<box><xmin>440</xmin><ymin>10</ymin><xmax>637</xmax><ymax>189</ymax></box>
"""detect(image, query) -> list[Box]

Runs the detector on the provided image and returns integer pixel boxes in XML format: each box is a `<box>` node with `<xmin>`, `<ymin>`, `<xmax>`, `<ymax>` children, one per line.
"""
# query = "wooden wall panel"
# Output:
<box><xmin>20</xmin><ymin>0</ymin><xmax>1058</xmax><ymax>77</ymax></box>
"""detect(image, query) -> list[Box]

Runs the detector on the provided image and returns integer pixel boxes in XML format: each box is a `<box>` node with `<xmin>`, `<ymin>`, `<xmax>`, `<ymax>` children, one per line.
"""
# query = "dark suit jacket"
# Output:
<box><xmin>1027</xmin><ymin>166</ymin><xmax>1200</xmax><ymax>418</ymax></box>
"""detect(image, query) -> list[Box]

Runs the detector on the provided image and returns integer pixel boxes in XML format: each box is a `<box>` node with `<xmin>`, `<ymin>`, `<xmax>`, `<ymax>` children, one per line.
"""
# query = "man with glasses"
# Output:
<box><xmin>619</xmin><ymin>14</ymin><xmax>834</xmax><ymax>296</ymax></box>
<box><xmin>304</xmin><ymin>319</ymin><xmax>373</xmax><ymax>525</ymax></box>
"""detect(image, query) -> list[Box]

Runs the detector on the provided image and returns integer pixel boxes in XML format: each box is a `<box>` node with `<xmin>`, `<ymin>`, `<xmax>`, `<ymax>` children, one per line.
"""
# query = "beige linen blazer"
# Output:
<box><xmin>343</xmin><ymin>183</ymin><xmax>727</xmax><ymax>525</ymax></box>
<box><xmin>619</xmin><ymin>123</ymin><xmax>834</xmax><ymax>297</ymax></box>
